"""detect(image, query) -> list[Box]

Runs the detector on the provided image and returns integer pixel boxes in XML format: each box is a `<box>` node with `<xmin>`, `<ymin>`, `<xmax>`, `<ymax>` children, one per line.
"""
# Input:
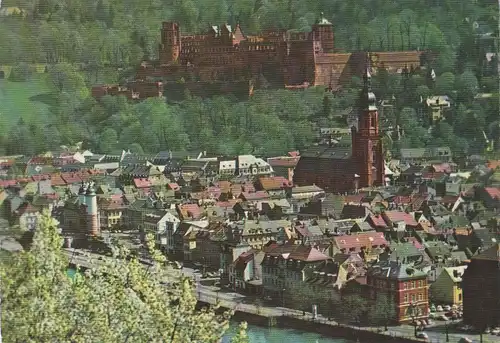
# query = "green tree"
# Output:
<box><xmin>0</xmin><ymin>210</ymin><xmax>238</xmax><ymax>342</ymax></box>
<box><xmin>339</xmin><ymin>294</ymin><xmax>368</xmax><ymax>325</ymax></box>
<box><xmin>435</xmin><ymin>72</ymin><xmax>455</xmax><ymax>95</ymax></box>
<box><xmin>47</xmin><ymin>63</ymin><xmax>88</xmax><ymax>98</ymax></box>
<box><xmin>367</xmin><ymin>293</ymin><xmax>397</xmax><ymax>330</ymax></box>
<box><xmin>98</xmin><ymin>128</ymin><xmax>119</xmax><ymax>153</ymax></box>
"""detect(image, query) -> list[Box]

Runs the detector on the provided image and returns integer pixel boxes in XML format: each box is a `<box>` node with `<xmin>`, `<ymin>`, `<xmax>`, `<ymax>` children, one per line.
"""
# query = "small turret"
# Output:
<box><xmin>78</xmin><ymin>182</ymin><xmax>87</xmax><ymax>206</ymax></box>
<box><xmin>85</xmin><ymin>182</ymin><xmax>96</xmax><ymax>196</ymax></box>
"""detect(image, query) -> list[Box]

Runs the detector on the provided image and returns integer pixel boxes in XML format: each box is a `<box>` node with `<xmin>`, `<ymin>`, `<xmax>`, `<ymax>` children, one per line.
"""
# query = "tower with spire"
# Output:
<box><xmin>351</xmin><ymin>57</ymin><xmax>385</xmax><ymax>188</ymax></box>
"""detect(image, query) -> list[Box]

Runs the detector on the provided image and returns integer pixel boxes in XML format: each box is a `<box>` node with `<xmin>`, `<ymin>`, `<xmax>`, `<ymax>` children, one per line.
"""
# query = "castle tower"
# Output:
<box><xmin>352</xmin><ymin>62</ymin><xmax>385</xmax><ymax>188</ymax></box>
<box><xmin>159</xmin><ymin>22</ymin><xmax>181</xmax><ymax>65</ymax></box>
<box><xmin>311</xmin><ymin>12</ymin><xmax>334</xmax><ymax>53</ymax></box>
<box><xmin>85</xmin><ymin>182</ymin><xmax>100</xmax><ymax>236</ymax></box>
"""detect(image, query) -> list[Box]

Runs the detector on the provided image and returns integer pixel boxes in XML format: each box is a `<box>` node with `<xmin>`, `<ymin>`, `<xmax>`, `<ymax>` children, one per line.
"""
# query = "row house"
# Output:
<box><xmin>367</xmin><ymin>259</ymin><xmax>429</xmax><ymax>324</ymax></box>
<box><xmin>143</xmin><ymin>210</ymin><xmax>180</xmax><ymax>254</ymax></box>
<box><xmin>261</xmin><ymin>244</ymin><xmax>331</xmax><ymax>298</ymax></box>
<box><xmin>256</xmin><ymin>176</ymin><xmax>292</xmax><ymax>197</ymax></box>
<box><xmin>229</xmin><ymin>249</ymin><xmax>266</xmax><ymax>293</ymax></box>
<box><xmin>462</xmin><ymin>243</ymin><xmax>500</xmax><ymax>330</ymax></box>
<box><xmin>98</xmin><ymin>196</ymin><xmax>128</xmax><ymax>229</ymax></box>
<box><xmin>173</xmin><ymin>220</ymin><xmax>209</xmax><ymax>261</ymax></box>
<box><xmin>191</xmin><ymin>223</ymin><xmax>224</xmax><ymax>270</ymax></box>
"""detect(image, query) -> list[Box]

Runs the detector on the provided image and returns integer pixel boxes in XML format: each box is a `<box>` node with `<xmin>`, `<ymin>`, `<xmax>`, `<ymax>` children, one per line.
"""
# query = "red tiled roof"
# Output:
<box><xmin>99</xmin><ymin>198</ymin><xmax>128</xmax><ymax>210</ymax></box>
<box><xmin>369</xmin><ymin>214</ymin><xmax>388</xmax><ymax>228</ymax></box>
<box><xmin>240</xmin><ymin>191</ymin><xmax>269</xmax><ymax>201</ymax></box>
<box><xmin>383</xmin><ymin>211</ymin><xmax>418</xmax><ymax>227</ymax></box>
<box><xmin>216</xmin><ymin>199</ymin><xmax>240</xmax><ymax>208</ymax></box>
<box><xmin>288</xmin><ymin>151</ymin><xmax>300</xmax><ymax>157</ymax></box>
<box><xmin>134</xmin><ymin>178</ymin><xmax>152</xmax><ymax>188</ymax></box>
<box><xmin>61</xmin><ymin>172</ymin><xmax>82</xmax><ymax>184</ymax></box>
<box><xmin>266</xmin><ymin>244</ymin><xmax>329</xmax><ymax>262</ymax></box>
<box><xmin>334</xmin><ymin>232</ymin><xmax>388</xmax><ymax>252</ymax></box>
<box><xmin>217</xmin><ymin>181</ymin><xmax>231</xmax><ymax>193</ymax></box>
<box><xmin>432</xmin><ymin>163</ymin><xmax>452</xmax><ymax>173</ymax></box>
<box><xmin>28</xmin><ymin>157</ymin><xmax>52</xmax><ymax>165</ymax></box>
<box><xmin>179</xmin><ymin>203</ymin><xmax>202</xmax><ymax>219</ymax></box>
<box><xmin>49</xmin><ymin>174</ymin><xmax>67</xmax><ymax>186</ymax></box>
<box><xmin>392</xmin><ymin>195</ymin><xmax>412</xmax><ymax>205</ymax></box>
<box><xmin>484</xmin><ymin>187</ymin><xmax>500</xmax><ymax>200</ymax></box>
<box><xmin>0</xmin><ymin>179</ymin><xmax>17</xmax><ymax>187</ymax></box>
<box><xmin>267</xmin><ymin>158</ymin><xmax>299</xmax><ymax>167</ymax></box>
<box><xmin>259</xmin><ymin>176</ymin><xmax>291</xmax><ymax>190</ymax></box>
<box><xmin>31</xmin><ymin>174</ymin><xmax>51</xmax><ymax>182</ymax></box>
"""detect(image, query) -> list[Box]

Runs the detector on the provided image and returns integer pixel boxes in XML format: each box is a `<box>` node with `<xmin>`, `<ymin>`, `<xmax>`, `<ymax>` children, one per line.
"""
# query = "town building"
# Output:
<box><xmin>429</xmin><ymin>265</ymin><xmax>467</xmax><ymax>306</ymax></box>
<box><xmin>293</xmin><ymin>68</ymin><xmax>385</xmax><ymax>193</ymax></box>
<box><xmin>367</xmin><ymin>259</ymin><xmax>429</xmax><ymax>324</ymax></box>
<box><xmin>462</xmin><ymin>243</ymin><xmax>500</xmax><ymax>330</ymax></box>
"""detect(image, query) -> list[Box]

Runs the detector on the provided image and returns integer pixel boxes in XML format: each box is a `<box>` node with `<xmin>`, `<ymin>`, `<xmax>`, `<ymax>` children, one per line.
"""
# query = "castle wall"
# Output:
<box><xmin>314</xmin><ymin>53</ymin><xmax>351</xmax><ymax>88</ymax></box>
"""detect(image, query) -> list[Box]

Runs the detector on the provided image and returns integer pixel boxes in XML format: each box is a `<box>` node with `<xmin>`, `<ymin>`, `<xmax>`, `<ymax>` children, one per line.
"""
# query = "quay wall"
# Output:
<box><xmin>198</xmin><ymin>300</ymin><xmax>424</xmax><ymax>343</ymax></box>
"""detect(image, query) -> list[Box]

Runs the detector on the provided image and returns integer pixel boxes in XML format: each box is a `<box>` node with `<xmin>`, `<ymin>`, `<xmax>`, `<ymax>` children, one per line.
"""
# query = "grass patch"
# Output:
<box><xmin>0</xmin><ymin>74</ymin><xmax>53</xmax><ymax>134</ymax></box>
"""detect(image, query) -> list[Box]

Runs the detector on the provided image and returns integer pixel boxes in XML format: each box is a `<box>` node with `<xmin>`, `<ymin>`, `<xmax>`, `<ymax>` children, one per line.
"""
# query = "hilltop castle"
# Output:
<box><xmin>92</xmin><ymin>13</ymin><xmax>428</xmax><ymax>100</ymax></box>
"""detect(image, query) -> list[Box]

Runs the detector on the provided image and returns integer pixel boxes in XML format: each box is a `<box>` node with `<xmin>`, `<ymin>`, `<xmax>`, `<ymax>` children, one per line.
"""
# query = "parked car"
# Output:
<box><xmin>430</xmin><ymin>304</ymin><xmax>436</xmax><ymax>312</ymax></box>
<box><xmin>437</xmin><ymin>305</ymin><xmax>443</xmax><ymax>312</ymax></box>
<box><xmin>484</xmin><ymin>327</ymin><xmax>491</xmax><ymax>334</ymax></box>
<box><xmin>491</xmin><ymin>327</ymin><xmax>500</xmax><ymax>335</ymax></box>
<box><xmin>416</xmin><ymin>332</ymin><xmax>429</xmax><ymax>340</ymax></box>
<box><xmin>443</xmin><ymin>305</ymin><xmax>451</xmax><ymax>311</ymax></box>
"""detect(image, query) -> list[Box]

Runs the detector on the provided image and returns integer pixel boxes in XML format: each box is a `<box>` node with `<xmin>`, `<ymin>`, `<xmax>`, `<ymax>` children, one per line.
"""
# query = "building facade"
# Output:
<box><xmin>462</xmin><ymin>244</ymin><xmax>500</xmax><ymax>330</ymax></box>
<box><xmin>367</xmin><ymin>260</ymin><xmax>429</xmax><ymax>324</ymax></box>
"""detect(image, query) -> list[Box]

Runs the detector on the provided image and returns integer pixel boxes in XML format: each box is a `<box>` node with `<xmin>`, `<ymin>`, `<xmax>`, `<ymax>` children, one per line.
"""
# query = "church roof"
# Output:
<box><xmin>300</xmin><ymin>145</ymin><xmax>352</xmax><ymax>159</ymax></box>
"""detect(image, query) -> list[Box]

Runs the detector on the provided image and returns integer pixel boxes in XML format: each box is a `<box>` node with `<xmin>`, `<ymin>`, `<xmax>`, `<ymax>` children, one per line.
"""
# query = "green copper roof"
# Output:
<box><xmin>316</xmin><ymin>12</ymin><xmax>332</xmax><ymax>25</ymax></box>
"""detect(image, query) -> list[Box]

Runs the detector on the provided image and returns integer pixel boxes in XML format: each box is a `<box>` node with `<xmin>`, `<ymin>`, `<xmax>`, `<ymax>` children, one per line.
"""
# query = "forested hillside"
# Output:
<box><xmin>0</xmin><ymin>0</ymin><xmax>498</xmax><ymax>158</ymax></box>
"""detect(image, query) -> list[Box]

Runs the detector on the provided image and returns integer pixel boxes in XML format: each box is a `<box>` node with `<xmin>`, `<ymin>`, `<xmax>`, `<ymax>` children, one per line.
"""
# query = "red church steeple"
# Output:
<box><xmin>352</xmin><ymin>58</ymin><xmax>385</xmax><ymax>188</ymax></box>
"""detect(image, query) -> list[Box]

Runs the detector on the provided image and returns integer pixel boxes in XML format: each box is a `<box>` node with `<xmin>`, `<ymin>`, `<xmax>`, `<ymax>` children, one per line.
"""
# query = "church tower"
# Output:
<box><xmin>159</xmin><ymin>22</ymin><xmax>181</xmax><ymax>65</ymax></box>
<box><xmin>352</xmin><ymin>64</ymin><xmax>385</xmax><ymax>188</ymax></box>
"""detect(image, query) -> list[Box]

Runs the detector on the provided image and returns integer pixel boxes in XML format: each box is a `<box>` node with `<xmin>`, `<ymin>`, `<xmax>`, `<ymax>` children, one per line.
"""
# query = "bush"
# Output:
<box><xmin>8</xmin><ymin>63</ymin><xmax>35</xmax><ymax>82</ymax></box>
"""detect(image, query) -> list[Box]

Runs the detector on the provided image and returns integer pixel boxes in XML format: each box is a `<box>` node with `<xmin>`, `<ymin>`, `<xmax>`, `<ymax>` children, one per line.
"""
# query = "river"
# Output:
<box><xmin>222</xmin><ymin>323</ymin><xmax>355</xmax><ymax>343</ymax></box>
